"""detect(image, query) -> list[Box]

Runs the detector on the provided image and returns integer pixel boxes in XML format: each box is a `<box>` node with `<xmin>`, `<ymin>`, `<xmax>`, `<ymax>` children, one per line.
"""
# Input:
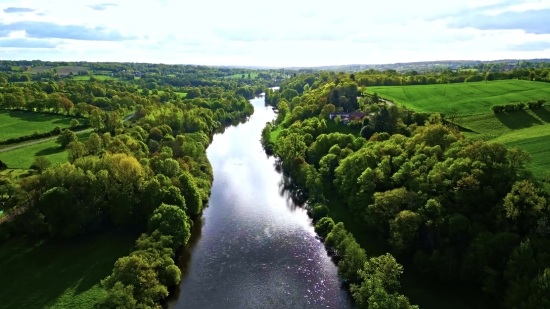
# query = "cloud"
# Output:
<box><xmin>3</xmin><ymin>7</ymin><xmax>35</xmax><ymax>13</ymax></box>
<box><xmin>212</xmin><ymin>25</ymin><xmax>342</xmax><ymax>42</ymax></box>
<box><xmin>0</xmin><ymin>38</ymin><xmax>57</xmax><ymax>48</ymax></box>
<box><xmin>88</xmin><ymin>3</ymin><xmax>118</xmax><ymax>11</ymax></box>
<box><xmin>507</xmin><ymin>40</ymin><xmax>550</xmax><ymax>51</ymax></box>
<box><xmin>0</xmin><ymin>21</ymin><xmax>136</xmax><ymax>41</ymax></box>
<box><xmin>448</xmin><ymin>8</ymin><xmax>550</xmax><ymax>34</ymax></box>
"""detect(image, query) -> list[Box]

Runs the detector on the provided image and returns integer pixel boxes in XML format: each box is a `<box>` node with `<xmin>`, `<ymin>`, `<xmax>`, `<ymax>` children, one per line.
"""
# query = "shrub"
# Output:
<box><xmin>315</xmin><ymin>217</ymin><xmax>335</xmax><ymax>239</ymax></box>
<box><xmin>309</xmin><ymin>204</ymin><xmax>329</xmax><ymax>221</ymax></box>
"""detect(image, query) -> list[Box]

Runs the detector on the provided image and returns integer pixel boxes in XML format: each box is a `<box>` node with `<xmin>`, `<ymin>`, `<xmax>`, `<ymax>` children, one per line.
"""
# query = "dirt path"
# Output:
<box><xmin>0</xmin><ymin>113</ymin><xmax>135</xmax><ymax>153</ymax></box>
<box><xmin>0</xmin><ymin>128</ymin><xmax>94</xmax><ymax>153</ymax></box>
<box><xmin>380</xmin><ymin>98</ymin><xmax>395</xmax><ymax>106</ymax></box>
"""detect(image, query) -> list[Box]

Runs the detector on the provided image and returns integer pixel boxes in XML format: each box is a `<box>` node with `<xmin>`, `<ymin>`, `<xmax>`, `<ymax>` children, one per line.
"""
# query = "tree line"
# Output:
<box><xmin>262</xmin><ymin>75</ymin><xmax>550</xmax><ymax>308</ymax></box>
<box><xmin>0</xmin><ymin>83</ymin><xmax>254</xmax><ymax>307</ymax></box>
<box><xmin>491</xmin><ymin>99</ymin><xmax>547</xmax><ymax>113</ymax></box>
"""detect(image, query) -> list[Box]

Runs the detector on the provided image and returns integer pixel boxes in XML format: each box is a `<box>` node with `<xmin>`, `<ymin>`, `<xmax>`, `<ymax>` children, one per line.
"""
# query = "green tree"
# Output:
<box><xmin>90</xmin><ymin>108</ymin><xmax>105</xmax><ymax>131</ymax></box>
<box><xmin>30</xmin><ymin>156</ymin><xmax>51</xmax><ymax>174</ymax></box>
<box><xmin>148</xmin><ymin>203</ymin><xmax>191</xmax><ymax>249</ymax></box>
<box><xmin>389</xmin><ymin>210</ymin><xmax>422</xmax><ymax>253</ymax></box>
<box><xmin>66</xmin><ymin>141</ymin><xmax>88</xmax><ymax>163</ymax></box>
<box><xmin>56</xmin><ymin>129</ymin><xmax>78</xmax><ymax>148</ymax></box>
<box><xmin>70</xmin><ymin>118</ymin><xmax>80</xmax><ymax>128</ymax></box>
<box><xmin>178</xmin><ymin>172</ymin><xmax>203</xmax><ymax>216</ymax></box>
<box><xmin>314</xmin><ymin>217</ymin><xmax>335</xmax><ymax>239</ymax></box>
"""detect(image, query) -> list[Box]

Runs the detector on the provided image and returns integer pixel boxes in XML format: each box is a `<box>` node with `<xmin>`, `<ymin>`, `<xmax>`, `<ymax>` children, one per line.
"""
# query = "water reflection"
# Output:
<box><xmin>168</xmin><ymin>96</ymin><xmax>352</xmax><ymax>309</ymax></box>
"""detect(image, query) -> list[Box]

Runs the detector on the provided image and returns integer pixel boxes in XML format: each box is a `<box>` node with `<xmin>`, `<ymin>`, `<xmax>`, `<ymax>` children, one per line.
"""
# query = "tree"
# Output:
<box><xmin>503</xmin><ymin>180</ymin><xmax>547</xmax><ymax>233</ymax></box>
<box><xmin>66</xmin><ymin>141</ymin><xmax>88</xmax><ymax>163</ymax></box>
<box><xmin>70</xmin><ymin>118</ymin><xmax>80</xmax><ymax>128</ymax></box>
<box><xmin>96</xmin><ymin>282</ymin><xmax>137</xmax><ymax>309</ymax></box>
<box><xmin>30</xmin><ymin>156</ymin><xmax>51</xmax><ymax>174</ymax></box>
<box><xmin>314</xmin><ymin>217</ymin><xmax>335</xmax><ymax>239</ymax></box>
<box><xmin>320</xmin><ymin>103</ymin><xmax>336</xmax><ymax>119</ymax></box>
<box><xmin>86</xmin><ymin>133</ymin><xmax>103</xmax><ymax>155</ymax></box>
<box><xmin>178</xmin><ymin>172</ymin><xmax>203</xmax><ymax>216</ymax></box>
<box><xmin>59</xmin><ymin>96</ymin><xmax>74</xmax><ymax>114</ymax></box>
<box><xmin>148</xmin><ymin>203</ymin><xmax>191</xmax><ymax>249</ymax></box>
<box><xmin>350</xmin><ymin>254</ymin><xmax>417</xmax><ymax>309</ymax></box>
<box><xmin>389</xmin><ymin>210</ymin><xmax>422</xmax><ymax>253</ymax></box>
<box><xmin>90</xmin><ymin>108</ymin><xmax>105</xmax><ymax>131</ymax></box>
<box><xmin>57</xmin><ymin>129</ymin><xmax>78</xmax><ymax>148</ymax></box>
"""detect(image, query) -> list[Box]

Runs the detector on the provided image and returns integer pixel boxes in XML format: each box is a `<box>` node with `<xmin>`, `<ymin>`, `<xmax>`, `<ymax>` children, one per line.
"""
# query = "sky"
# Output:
<box><xmin>0</xmin><ymin>0</ymin><xmax>549</xmax><ymax>67</ymax></box>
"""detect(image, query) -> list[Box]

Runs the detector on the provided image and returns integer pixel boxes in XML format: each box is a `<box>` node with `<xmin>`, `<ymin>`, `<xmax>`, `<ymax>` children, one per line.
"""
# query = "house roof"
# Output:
<box><xmin>349</xmin><ymin>111</ymin><xmax>366</xmax><ymax>119</ymax></box>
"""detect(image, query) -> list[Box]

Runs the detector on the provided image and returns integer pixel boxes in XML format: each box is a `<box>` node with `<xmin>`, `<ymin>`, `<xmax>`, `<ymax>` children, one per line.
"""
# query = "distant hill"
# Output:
<box><xmin>281</xmin><ymin>59</ymin><xmax>550</xmax><ymax>73</ymax></box>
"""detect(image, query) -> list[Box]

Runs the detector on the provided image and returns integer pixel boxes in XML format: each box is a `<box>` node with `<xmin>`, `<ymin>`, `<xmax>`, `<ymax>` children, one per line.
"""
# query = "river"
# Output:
<box><xmin>168</xmin><ymin>95</ymin><xmax>352</xmax><ymax>309</ymax></box>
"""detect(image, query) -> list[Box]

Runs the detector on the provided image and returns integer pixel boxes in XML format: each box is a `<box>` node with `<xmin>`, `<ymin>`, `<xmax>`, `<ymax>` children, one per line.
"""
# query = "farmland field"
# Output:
<box><xmin>0</xmin><ymin>131</ymin><xmax>92</xmax><ymax>169</ymax></box>
<box><xmin>71</xmin><ymin>75</ymin><xmax>117</xmax><ymax>81</ymax></box>
<box><xmin>29</xmin><ymin>66</ymin><xmax>89</xmax><ymax>76</ymax></box>
<box><xmin>367</xmin><ymin>80</ymin><xmax>550</xmax><ymax>179</ymax></box>
<box><xmin>0</xmin><ymin>111</ymin><xmax>76</xmax><ymax>141</ymax></box>
<box><xmin>0</xmin><ymin>232</ymin><xmax>136</xmax><ymax>309</ymax></box>
<box><xmin>367</xmin><ymin>80</ymin><xmax>550</xmax><ymax>116</ymax></box>
<box><xmin>225</xmin><ymin>72</ymin><xmax>259</xmax><ymax>79</ymax></box>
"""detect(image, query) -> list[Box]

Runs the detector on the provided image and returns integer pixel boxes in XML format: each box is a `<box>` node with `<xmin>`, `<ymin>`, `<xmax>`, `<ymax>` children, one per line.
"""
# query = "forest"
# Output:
<box><xmin>262</xmin><ymin>68</ymin><xmax>550</xmax><ymax>308</ymax></box>
<box><xmin>1</xmin><ymin>59</ymin><xmax>550</xmax><ymax>308</ymax></box>
<box><xmin>0</xmin><ymin>62</ymin><xmax>256</xmax><ymax>308</ymax></box>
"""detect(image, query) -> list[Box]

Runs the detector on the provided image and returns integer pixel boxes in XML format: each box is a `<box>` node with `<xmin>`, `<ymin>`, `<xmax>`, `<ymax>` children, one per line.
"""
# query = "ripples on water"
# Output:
<box><xmin>168</xmin><ymin>97</ymin><xmax>352</xmax><ymax>309</ymax></box>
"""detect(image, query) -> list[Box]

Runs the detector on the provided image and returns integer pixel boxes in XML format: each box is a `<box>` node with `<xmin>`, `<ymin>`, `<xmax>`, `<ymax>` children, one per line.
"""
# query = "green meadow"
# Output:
<box><xmin>367</xmin><ymin>80</ymin><xmax>550</xmax><ymax>179</ymax></box>
<box><xmin>367</xmin><ymin>80</ymin><xmax>550</xmax><ymax>116</ymax></box>
<box><xmin>0</xmin><ymin>131</ymin><xmax>92</xmax><ymax>169</ymax></box>
<box><xmin>0</xmin><ymin>233</ymin><xmax>136</xmax><ymax>309</ymax></box>
<box><xmin>225</xmin><ymin>73</ymin><xmax>259</xmax><ymax>79</ymax></box>
<box><xmin>0</xmin><ymin>111</ymin><xmax>76</xmax><ymax>141</ymax></box>
<box><xmin>29</xmin><ymin>66</ymin><xmax>88</xmax><ymax>76</ymax></box>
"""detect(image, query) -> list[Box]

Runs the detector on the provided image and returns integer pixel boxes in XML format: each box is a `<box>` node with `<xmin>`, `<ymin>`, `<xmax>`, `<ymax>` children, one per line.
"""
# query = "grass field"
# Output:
<box><xmin>29</xmin><ymin>66</ymin><xmax>89</xmax><ymax>76</ymax></box>
<box><xmin>225</xmin><ymin>73</ymin><xmax>259</xmax><ymax>79</ymax></box>
<box><xmin>366</xmin><ymin>80</ymin><xmax>550</xmax><ymax>116</ymax></box>
<box><xmin>72</xmin><ymin>75</ymin><xmax>118</xmax><ymax>81</ymax></box>
<box><xmin>0</xmin><ymin>111</ymin><xmax>76</xmax><ymax>141</ymax></box>
<box><xmin>0</xmin><ymin>232</ymin><xmax>136</xmax><ymax>309</ymax></box>
<box><xmin>366</xmin><ymin>80</ymin><xmax>550</xmax><ymax>179</ymax></box>
<box><xmin>0</xmin><ymin>131</ymin><xmax>91</xmax><ymax>169</ymax></box>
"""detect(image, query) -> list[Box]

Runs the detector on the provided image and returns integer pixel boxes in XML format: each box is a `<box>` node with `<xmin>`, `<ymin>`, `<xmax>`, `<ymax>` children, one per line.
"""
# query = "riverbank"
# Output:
<box><xmin>168</xmin><ymin>96</ymin><xmax>352</xmax><ymax>308</ymax></box>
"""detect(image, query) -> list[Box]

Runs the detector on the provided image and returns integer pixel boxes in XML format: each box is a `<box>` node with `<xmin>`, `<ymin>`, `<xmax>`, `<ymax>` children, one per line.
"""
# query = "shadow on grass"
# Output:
<box><xmin>531</xmin><ymin>106</ymin><xmax>550</xmax><ymax>123</ymax></box>
<box><xmin>0</xmin><ymin>233</ymin><xmax>136</xmax><ymax>309</ymax></box>
<box><xmin>5</xmin><ymin>110</ymin><xmax>72</xmax><ymax>124</ymax></box>
<box><xmin>35</xmin><ymin>146</ymin><xmax>64</xmax><ymax>156</ymax></box>
<box><xmin>495</xmin><ymin>110</ymin><xmax>542</xmax><ymax>130</ymax></box>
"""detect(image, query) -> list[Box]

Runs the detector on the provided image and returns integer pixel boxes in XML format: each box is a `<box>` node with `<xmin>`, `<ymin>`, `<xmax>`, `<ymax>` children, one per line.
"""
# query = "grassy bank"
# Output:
<box><xmin>0</xmin><ymin>131</ymin><xmax>92</xmax><ymax>169</ymax></box>
<box><xmin>0</xmin><ymin>232</ymin><xmax>136</xmax><ymax>309</ymax></box>
<box><xmin>0</xmin><ymin>111</ymin><xmax>77</xmax><ymax>141</ymax></box>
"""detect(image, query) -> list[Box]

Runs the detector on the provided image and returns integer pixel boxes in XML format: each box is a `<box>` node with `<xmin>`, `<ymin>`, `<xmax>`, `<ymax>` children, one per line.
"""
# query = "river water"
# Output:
<box><xmin>168</xmin><ymin>96</ymin><xmax>352</xmax><ymax>309</ymax></box>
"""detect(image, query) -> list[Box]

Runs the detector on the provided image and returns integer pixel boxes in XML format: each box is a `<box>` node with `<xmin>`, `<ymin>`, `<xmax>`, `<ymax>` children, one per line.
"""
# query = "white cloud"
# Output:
<box><xmin>0</xmin><ymin>0</ymin><xmax>548</xmax><ymax>66</ymax></box>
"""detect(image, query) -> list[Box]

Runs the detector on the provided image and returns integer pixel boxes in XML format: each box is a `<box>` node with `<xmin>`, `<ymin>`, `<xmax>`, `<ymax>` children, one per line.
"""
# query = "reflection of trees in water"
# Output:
<box><xmin>273</xmin><ymin>158</ymin><xmax>308</xmax><ymax>209</ymax></box>
<box><xmin>168</xmin><ymin>214</ymin><xmax>205</xmax><ymax>302</ymax></box>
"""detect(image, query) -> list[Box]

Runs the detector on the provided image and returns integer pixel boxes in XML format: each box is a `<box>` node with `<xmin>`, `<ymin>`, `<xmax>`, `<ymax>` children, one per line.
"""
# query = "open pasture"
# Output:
<box><xmin>0</xmin><ymin>233</ymin><xmax>136</xmax><ymax>309</ymax></box>
<box><xmin>368</xmin><ymin>81</ymin><xmax>550</xmax><ymax>180</ymax></box>
<box><xmin>29</xmin><ymin>66</ymin><xmax>89</xmax><ymax>76</ymax></box>
<box><xmin>0</xmin><ymin>131</ymin><xmax>92</xmax><ymax>169</ymax></box>
<box><xmin>0</xmin><ymin>111</ymin><xmax>75</xmax><ymax>141</ymax></box>
<box><xmin>367</xmin><ymin>80</ymin><xmax>550</xmax><ymax>116</ymax></box>
<box><xmin>225</xmin><ymin>72</ymin><xmax>259</xmax><ymax>79</ymax></box>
